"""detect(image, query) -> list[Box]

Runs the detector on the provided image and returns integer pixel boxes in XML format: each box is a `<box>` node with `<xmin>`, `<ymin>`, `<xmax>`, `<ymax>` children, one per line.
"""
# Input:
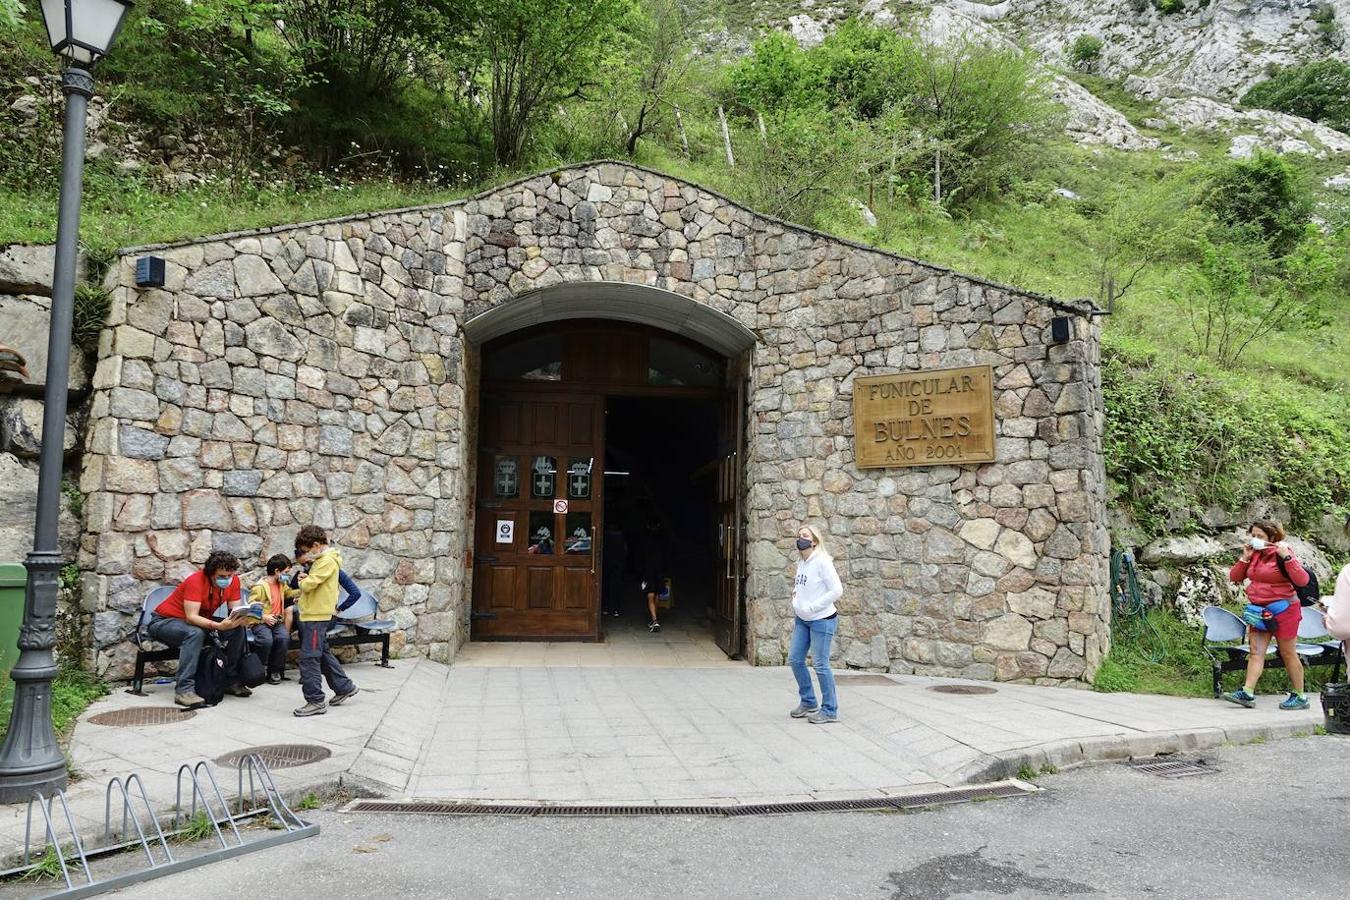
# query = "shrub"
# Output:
<box><xmin>1154</xmin><ymin>0</ymin><xmax>1185</xmax><ymax>13</ymax></box>
<box><xmin>1239</xmin><ymin>59</ymin><xmax>1350</xmax><ymax>133</ymax></box>
<box><xmin>1197</xmin><ymin>150</ymin><xmax>1311</xmax><ymax>253</ymax></box>
<box><xmin>1068</xmin><ymin>35</ymin><xmax>1104</xmax><ymax>72</ymax></box>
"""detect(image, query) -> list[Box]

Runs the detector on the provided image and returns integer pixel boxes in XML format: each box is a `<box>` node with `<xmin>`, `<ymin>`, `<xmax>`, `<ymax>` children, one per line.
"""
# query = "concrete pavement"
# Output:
<box><xmin>103</xmin><ymin>736</ymin><xmax>1350</xmax><ymax>900</ymax></box>
<box><xmin>0</xmin><ymin>656</ymin><xmax>1326</xmax><ymax>860</ymax></box>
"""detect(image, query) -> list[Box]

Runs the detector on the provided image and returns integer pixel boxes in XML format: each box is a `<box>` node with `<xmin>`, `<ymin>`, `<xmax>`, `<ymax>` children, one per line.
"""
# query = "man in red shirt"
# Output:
<box><xmin>147</xmin><ymin>551</ymin><xmax>251</xmax><ymax>708</ymax></box>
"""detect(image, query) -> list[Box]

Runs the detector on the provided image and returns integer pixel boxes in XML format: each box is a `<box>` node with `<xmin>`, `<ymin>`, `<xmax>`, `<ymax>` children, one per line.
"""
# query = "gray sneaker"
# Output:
<box><xmin>329</xmin><ymin>686</ymin><xmax>359</xmax><ymax>706</ymax></box>
<box><xmin>174</xmin><ymin>691</ymin><xmax>205</xmax><ymax>709</ymax></box>
<box><xmin>790</xmin><ymin>703</ymin><xmax>820</xmax><ymax>719</ymax></box>
<box><xmin>293</xmin><ymin>701</ymin><xmax>328</xmax><ymax>717</ymax></box>
<box><xmin>807</xmin><ymin>710</ymin><xmax>838</xmax><ymax>725</ymax></box>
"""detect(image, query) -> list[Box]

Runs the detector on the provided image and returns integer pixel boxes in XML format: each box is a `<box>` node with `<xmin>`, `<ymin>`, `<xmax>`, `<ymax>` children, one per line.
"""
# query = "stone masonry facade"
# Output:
<box><xmin>80</xmin><ymin>161</ymin><xmax>1110</xmax><ymax>683</ymax></box>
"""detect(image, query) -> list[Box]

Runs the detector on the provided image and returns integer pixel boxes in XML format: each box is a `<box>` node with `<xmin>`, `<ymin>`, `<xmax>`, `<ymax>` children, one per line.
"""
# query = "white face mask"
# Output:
<box><xmin>1249</xmin><ymin>537</ymin><xmax>1268</xmax><ymax>551</ymax></box>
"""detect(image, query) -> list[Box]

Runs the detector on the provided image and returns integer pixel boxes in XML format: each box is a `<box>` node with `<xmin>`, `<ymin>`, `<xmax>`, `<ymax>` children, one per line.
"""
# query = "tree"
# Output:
<box><xmin>1068</xmin><ymin>35</ymin><xmax>1104</xmax><ymax>73</ymax></box>
<box><xmin>473</xmin><ymin>0</ymin><xmax>636</xmax><ymax>168</ymax></box>
<box><xmin>277</xmin><ymin>0</ymin><xmax>471</xmax><ymax>99</ymax></box>
<box><xmin>619</xmin><ymin>0</ymin><xmax>703</xmax><ymax>155</ymax></box>
<box><xmin>1240</xmin><ymin>59</ymin><xmax>1350</xmax><ymax>133</ymax></box>
<box><xmin>1180</xmin><ymin>227</ymin><xmax>1336</xmax><ymax>368</ymax></box>
<box><xmin>1198</xmin><ymin>150</ymin><xmax>1311</xmax><ymax>254</ymax></box>
<box><xmin>1081</xmin><ymin>178</ymin><xmax>1194</xmax><ymax>311</ymax></box>
<box><xmin>1</xmin><ymin>0</ymin><xmax>22</xmax><ymax>28</ymax></box>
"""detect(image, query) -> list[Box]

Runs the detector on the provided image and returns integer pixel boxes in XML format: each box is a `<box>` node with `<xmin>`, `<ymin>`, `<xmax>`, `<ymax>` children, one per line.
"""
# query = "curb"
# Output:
<box><xmin>950</xmin><ymin>718</ymin><xmax>1324</xmax><ymax>785</ymax></box>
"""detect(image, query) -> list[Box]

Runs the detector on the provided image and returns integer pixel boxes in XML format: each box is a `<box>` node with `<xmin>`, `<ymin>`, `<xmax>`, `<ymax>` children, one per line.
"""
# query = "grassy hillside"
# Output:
<box><xmin>3</xmin><ymin>6</ymin><xmax>1347</xmax><ymax>546</ymax></box>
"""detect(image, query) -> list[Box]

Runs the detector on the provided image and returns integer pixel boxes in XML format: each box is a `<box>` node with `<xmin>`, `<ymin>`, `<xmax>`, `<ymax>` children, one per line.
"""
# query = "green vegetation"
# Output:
<box><xmin>1015</xmin><ymin>763</ymin><xmax>1038</xmax><ymax>781</ymax></box>
<box><xmin>297</xmin><ymin>792</ymin><xmax>322</xmax><ymax>811</ymax></box>
<box><xmin>0</xmin><ymin>11</ymin><xmax>1345</xmax><ymax>548</ymax></box>
<box><xmin>178</xmin><ymin>810</ymin><xmax>217</xmax><ymax>843</ymax></box>
<box><xmin>1240</xmin><ymin>60</ymin><xmax>1350</xmax><ymax>133</ymax></box>
<box><xmin>1154</xmin><ymin>0</ymin><xmax>1185</xmax><ymax>14</ymax></box>
<box><xmin>0</xmin><ymin>667</ymin><xmax>107</xmax><ymax>746</ymax></box>
<box><xmin>1068</xmin><ymin>35</ymin><xmax>1104</xmax><ymax>73</ymax></box>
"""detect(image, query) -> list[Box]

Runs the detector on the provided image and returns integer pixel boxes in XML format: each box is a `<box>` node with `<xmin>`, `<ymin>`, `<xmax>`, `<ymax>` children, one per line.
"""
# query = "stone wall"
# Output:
<box><xmin>0</xmin><ymin>244</ymin><xmax>85</xmax><ymax>567</ymax></box>
<box><xmin>81</xmin><ymin>161</ymin><xmax>1110</xmax><ymax>683</ymax></box>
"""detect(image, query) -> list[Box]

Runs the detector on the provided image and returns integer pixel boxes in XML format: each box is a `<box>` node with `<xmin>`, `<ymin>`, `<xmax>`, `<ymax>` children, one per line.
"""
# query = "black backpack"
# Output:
<box><xmin>1274</xmin><ymin>555</ymin><xmax>1321</xmax><ymax>607</ymax></box>
<box><xmin>194</xmin><ymin>633</ymin><xmax>228</xmax><ymax>706</ymax></box>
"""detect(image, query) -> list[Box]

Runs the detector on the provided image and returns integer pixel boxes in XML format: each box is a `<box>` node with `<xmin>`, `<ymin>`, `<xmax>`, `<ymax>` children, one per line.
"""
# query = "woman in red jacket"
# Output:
<box><xmin>1222</xmin><ymin>520</ymin><xmax>1310</xmax><ymax>710</ymax></box>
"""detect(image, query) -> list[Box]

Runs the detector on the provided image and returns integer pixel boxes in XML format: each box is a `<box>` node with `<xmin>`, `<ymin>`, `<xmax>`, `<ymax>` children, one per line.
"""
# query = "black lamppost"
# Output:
<box><xmin>0</xmin><ymin>0</ymin><xmax>132</xmax><ymax>803</ymax></box>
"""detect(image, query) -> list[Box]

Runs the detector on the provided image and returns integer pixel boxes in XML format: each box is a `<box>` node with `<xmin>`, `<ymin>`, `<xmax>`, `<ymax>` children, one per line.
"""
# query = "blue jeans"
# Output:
<box><xmin>250</xmin><ymin>621</ymin><xmax>290</xmax><ymax>677</ymax></box>
<box><xmin>147</xmin><ymin>615</ymin><xmax>245</xmax><ymax>695</ymax></box>
<box><xmin>789</xmin><ymin>615</ymin><xmax>838</xmax><ymax>717</ymax></box>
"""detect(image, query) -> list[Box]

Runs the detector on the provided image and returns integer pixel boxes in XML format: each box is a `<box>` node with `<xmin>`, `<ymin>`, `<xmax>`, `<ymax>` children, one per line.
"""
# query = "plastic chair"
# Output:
<box><xmin>330</xmin><ymin>587</ymin><xmax>396</xmax><ymax>637</ymax></box>
<box><xmin>1296</xmin><ymin>606</ymin><xmax>1332</xmax><ymax>658</ymax></box>
<box><xmin>131</xmin><ymin>586</ymin><xmax>175</xmax><ymax>651</ymax></box>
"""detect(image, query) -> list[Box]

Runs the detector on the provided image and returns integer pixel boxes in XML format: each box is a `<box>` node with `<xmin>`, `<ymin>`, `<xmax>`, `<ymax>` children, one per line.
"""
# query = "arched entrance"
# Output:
<box><xmin>464</xmin><ymin>285</ymin><xmax>755</xmax><ymax>658</ymax></box>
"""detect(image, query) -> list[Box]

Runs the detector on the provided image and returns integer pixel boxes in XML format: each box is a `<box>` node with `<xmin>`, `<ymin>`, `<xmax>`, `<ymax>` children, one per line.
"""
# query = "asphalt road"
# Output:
<box><xmin>103</xmin><ymin>735</ymin><xmax>1350</xmax><ymax>900</ymax></box>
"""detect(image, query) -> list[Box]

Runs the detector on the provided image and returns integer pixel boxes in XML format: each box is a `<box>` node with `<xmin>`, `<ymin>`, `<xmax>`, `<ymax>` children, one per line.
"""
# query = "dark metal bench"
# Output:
<box><xmin>1201</xmin><ymin>605</ymin><xmax>1345</xmax><ymax>697</ymax></box>
<box><xmin>127</xmin><ymin>585</ymin><xmax>398</xmax><ymax>695</ymax></box>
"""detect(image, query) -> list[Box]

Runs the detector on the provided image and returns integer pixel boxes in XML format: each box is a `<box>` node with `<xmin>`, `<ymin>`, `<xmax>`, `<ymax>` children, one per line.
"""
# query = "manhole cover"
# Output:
<box><xmin>927</xmin><ymin>685</ymin><xmax>998</xmax><ymax>695</ymax></box>
<box><xmin>215</xmin><ymin>744</ymin><xmax>332</xmax><ymax>770</ymax></box>
<box><xmin>89</xmin><ymin>707</ymin><xmax>198</xmax><ymax>727</ymax></box>
<box><xmin>836</xmin><ymin>674</ymin><xmax>899</xmax><ymax>686</ymax></box>
<box><xmin>1127</xmin><ymin>757</ymin><xmax>1215</xmax><ymax>779</ymax></box>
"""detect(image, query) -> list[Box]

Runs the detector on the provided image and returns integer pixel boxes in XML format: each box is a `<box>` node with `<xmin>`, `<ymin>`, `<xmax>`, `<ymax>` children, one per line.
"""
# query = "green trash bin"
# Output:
<box><xmin>0</xmin><ymin>563</ymin><xmax>26</xmax><ymax>695</ymax></box>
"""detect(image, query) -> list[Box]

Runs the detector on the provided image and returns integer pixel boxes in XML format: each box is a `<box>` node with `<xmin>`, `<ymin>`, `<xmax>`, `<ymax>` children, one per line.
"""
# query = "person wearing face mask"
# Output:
<box><xmin>1223</xmin><ymin>520</ymin><xmax>1312</xmax><ymax>710</ymax></box>
<box><xmin>788</xmin><ymin>524</ymin><xmax>843</xmax><ymax>724</ymax></box>
<box><xmin>147</xmin><ymin>551</ymin><xmax>252</xmax><ymax>709</ymax></box>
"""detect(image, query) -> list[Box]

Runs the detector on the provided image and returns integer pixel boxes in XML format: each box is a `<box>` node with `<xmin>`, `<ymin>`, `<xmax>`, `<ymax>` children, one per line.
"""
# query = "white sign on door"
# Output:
<box><xmin>553</xmin><ymin>499</ymin><xmax>569</xmax><ymax>514</ymax></box>
<box><xmin>496</xmin><ymin>519</ymin><xmax>514</xmax><ymax>544</ymax></box>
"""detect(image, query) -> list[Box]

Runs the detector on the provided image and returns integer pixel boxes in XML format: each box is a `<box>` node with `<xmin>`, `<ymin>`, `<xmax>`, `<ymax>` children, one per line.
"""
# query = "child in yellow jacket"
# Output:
<box><xmin>247</xmin><ymin>554</ymin><xmax>298</xmax><ymax>684</ymax></box>
<box><xmin>292</xmin><ymin>526</ymin><xmax>358</xmax><ymax>717</ymax></box>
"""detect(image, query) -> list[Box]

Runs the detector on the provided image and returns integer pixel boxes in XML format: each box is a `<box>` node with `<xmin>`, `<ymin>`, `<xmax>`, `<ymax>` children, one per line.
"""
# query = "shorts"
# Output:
<box><xmin>1254</xmin><ymin>600</ymin><xmax>1301</xmax><ymax>640</ymax></box>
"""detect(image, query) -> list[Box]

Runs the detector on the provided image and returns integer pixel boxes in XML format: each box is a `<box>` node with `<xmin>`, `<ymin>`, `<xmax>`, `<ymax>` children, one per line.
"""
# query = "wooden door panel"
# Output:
<box><xmin>525</xmin><ymin>567</ymin><xmax>554</xmax><ymax>609</ymax></box>
<box><xmin>531</xmin><ymin>402</ymin><xmax>559</xmax><ymax>445</ymax></box>
<box><xmin>560</xmin><ymin>566</ymin><xmax>593</xmax><ymax>610</ymax></box>
<box><xmin>485</xmin><ymin>566</ymin><xmax>517</xmax><ymax>611</ymax></box>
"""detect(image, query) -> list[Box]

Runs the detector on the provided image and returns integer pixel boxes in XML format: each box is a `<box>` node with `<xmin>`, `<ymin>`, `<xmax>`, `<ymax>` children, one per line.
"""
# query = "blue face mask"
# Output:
<box><xmin>214</xmin><ymin>576</ymin><xmax>233</xmax><ymax>589</ymax></box>
<box><xmin>796</xmin><ymin>538</ymin><xmax>814</xmax><ymax>551</ymax></box>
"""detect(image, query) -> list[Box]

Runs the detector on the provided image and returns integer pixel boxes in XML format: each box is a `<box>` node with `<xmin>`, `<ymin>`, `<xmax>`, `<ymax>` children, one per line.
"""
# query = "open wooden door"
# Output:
<box><xmin>472</xmin><ymin>390</ymin><xmax>602</xmax><ymax>640</ymax></box>
<box><xmin>713</xmin><ymin>353</ymin><xmax>747</xmax><ymax>657</ymax></box>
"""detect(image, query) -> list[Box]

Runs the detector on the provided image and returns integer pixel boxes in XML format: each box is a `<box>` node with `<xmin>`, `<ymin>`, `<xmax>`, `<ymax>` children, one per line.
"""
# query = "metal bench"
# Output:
<box><xmin>126</xmin><ymin>586</ymin><xmax>176</xmax><ymax>695</ymax></box>
<box><xmin>289</xmin><ymin>586</ymin><xmax>398</xmax><ymax>670</ymax></box>
<box><xmin>1201</xmin><ymin>605</ymin><xmax>1345</xmax><ymax>697</ymax></box>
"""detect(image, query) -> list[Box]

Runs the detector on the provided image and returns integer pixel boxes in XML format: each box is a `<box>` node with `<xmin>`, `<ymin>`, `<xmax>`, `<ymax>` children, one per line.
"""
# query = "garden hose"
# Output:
<box><xmin>1111</xmin><ymin>548</ymin><xmax>1164</xmax><ymax>663</ymax></box>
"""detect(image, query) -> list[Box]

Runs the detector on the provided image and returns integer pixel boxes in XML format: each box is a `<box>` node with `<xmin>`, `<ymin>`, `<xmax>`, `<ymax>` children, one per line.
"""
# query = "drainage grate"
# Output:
<box><xmin>89</xmin><ymin>707</ymin><xmax>198</xmax><ymax>727</ymax></box>
<box><xmin>215</xmin><ymin>743</ymin><xmax>333</xmax><ymax>770</ymax></box>
<box><xmin>1127</xmin><ymin>757</ymin><xmax>1216</xmax><ymax>779</ymax></box>
<box><xmin>345</xmin><ymin>783</ymin><xmax>1034</xmax><ymax>818</ymax></box>
<box><xmin>927</xmin><ymin>684</ymin><xmax>998</xmax><ymax>695</ymax></box>
<box><xmin>836</xmin><ymin>674</ymin><xmax>900</xmax><ymax>687</ymax></box>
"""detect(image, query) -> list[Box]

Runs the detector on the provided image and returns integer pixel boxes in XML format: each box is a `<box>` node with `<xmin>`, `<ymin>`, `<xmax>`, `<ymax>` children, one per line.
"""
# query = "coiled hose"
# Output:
<box><xmin>1111</xmin><ymin>548</ymin><xmax>1163</xmax><ymax>663</ymax></box>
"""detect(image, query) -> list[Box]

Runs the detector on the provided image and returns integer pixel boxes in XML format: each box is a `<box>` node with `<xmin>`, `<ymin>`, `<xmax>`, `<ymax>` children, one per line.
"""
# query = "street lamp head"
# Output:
<box><xmin>39</xmin><ymin>0</ymin><xmax>133</xmax><ymax>67</ymax></box>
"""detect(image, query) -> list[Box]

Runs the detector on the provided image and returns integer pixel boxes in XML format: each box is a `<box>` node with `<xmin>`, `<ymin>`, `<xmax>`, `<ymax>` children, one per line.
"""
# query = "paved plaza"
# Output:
<box><xmin>0</xmin><ymin>651</ymin><xmax>1324</xmax><ymax>858</ymax></box>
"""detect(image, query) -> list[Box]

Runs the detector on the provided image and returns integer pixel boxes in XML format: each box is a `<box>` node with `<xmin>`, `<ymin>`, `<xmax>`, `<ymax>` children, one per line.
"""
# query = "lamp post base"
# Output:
<box><xmin>0</xmin><ymin>552</ymin><xmax>68</xmax><ymax>804</ymax></box>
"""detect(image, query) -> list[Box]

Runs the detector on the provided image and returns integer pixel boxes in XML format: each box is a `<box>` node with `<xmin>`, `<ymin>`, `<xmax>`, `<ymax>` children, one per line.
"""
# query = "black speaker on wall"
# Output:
<box><xmin>135</xmin><ymin>256</ymin><xmax>166</xmax><ymax>288</ymax></box>
<box><xmin>1050</xmin><ymin>316</ymin><xmax>1073</xmax><ymax>344</ymax></box>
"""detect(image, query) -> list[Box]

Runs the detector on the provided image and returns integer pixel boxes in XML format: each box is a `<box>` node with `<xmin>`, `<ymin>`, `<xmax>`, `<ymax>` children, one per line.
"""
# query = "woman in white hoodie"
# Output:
<box><xmin>788</xmin><ymin>524</ymin><xmax>844</xmax><ymax>724</ymax></box>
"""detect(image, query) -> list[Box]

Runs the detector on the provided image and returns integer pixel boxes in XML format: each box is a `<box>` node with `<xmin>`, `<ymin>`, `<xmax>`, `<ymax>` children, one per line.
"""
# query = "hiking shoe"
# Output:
<box><xmin>790</xmin><ymin>703</ymin><xmax>820</xmax><ymax>719</ymax></box>
<box><xmin>1222</xmin><ymin>689</ymin><xmax>1257</xmax><ymax>708</ymax></box>
<box><xmin>1279</xmin><ymin>692</ymin><xmax>1310</xmax><ymax>711</ymax></box>
<box><xmin>293</xmin><ymin>701</ymin><xmax>327</xmax><ymax>717</ymax></box>
<box><xmin>807</xmin><ymin>710</ymin><xmax>839</xmax><ymax>725</ymax></box>
<box><xmin>329</xmin><ymin>686</ymin><xmax>359</xmax><ymax>706</ymax></box>
<box><xmin>174</xmin><ymin>691</ymin><xmax>205</xmax><ymax>709</ymax></box>
<box><xmin>225</xmin><ymin>684</ymin><xmax>252</xmax><ymax>698</ymax></box>
<box><xmin>267</xmin><ymin>674</ymin><xmax>282</xmax><ymax>685</ymax></box>
<box><xmin>648</xmin><ymin>621</ymin><xmax>662</xmax><ymax>633</ymax></box>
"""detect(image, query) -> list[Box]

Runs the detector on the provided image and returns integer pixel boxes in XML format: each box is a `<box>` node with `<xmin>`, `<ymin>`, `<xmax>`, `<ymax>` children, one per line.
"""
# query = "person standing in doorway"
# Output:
<box><xmin>603</xmin><ymin>520</ymin><xmax>628</xmax><ymax>618</ymax></box>
<box><xmin>1222</xmin><ymin>520</ymin><xmax>1311</xmax><ymax>710</ymax></box>
<box><xmin>639</xmin><ymin>516</ymin><xmax>667</xmax><ymax>633</ymax></box>
<box><xmin>788</xmin><ymin>524</ymin><xmax>843</xmax><ymax>724</ymax></box>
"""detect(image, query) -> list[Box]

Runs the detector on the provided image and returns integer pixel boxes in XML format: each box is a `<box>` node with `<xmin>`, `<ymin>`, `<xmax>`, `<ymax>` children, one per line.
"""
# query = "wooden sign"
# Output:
<box><xmin>853</xmin><ymin>365</ymin><xmax>996</xmax><ymax>469</ymax></box>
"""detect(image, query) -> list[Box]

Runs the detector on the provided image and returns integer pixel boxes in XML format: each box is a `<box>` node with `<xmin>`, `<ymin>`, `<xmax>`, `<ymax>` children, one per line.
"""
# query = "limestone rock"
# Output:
<box><xmin>1</xmin><ymin>399</ymin><xmax>78</xmax><ymax>459</ymax></box>
<box><xmin>1140</xmin><ymin>534</ymin><xmax>1229</xmax><ymax>565</ymax></box>
<box><xmin>0</xmin><ymin>294</ymin><xmax>90</xmax><ymax>390</ymax></box>
<box><xmin>984</xmin><ymin>613</ymin><xmax>1032</xmax><ymax>652</ymax></box>
<box><xmin>0</xmin><ymin>454</ymin><xmax>38</xmax><ymax>561</ymax></box>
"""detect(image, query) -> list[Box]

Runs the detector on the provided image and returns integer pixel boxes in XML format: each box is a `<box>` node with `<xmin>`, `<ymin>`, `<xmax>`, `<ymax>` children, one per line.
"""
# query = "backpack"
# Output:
<box><xmin>1273</xmin><ymin>554</ymin><xmax>1320</xmax><ymax>608</ymax></box>
<box><xmin>194</xmin><ymin>633</ymin><xmax>228</xmax><ymax>706</ymax></box>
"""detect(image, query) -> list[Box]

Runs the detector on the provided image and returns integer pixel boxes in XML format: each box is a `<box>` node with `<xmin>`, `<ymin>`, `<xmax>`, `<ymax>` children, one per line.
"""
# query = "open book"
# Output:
<box><xmin>227</xmin><ymin>602</ymin><xmax>264</xmax><ymax>621</ymax></box>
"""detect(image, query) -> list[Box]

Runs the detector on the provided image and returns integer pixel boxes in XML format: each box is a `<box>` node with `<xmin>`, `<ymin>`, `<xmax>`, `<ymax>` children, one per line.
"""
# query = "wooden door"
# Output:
<box><xmin>472</xmin><ymin>391</ymin><xmax>602</xmax><ymax>639</ymax></box>
<box><xmin>713</xmin><ymin>354</ymin><xmax>747</xmax><ymax>657</ymax></box>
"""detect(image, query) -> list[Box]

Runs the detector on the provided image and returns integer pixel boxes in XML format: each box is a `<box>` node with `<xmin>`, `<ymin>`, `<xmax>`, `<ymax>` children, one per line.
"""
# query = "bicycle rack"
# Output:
<box><xmin>6</xmin><ymin>754</ymin><xmax>319</xmax><ymax>898</ymax></box>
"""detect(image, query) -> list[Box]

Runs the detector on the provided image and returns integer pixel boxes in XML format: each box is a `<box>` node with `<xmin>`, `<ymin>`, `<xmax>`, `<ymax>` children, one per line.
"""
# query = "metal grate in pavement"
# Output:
<box><xmin>215</xmin><ymin>743</ymin><xmax>333</xmax><ymax>770</ymax></box>
<box><xmin>835</xmin><ymin>674</ymin><xmax>900</xmax><ymax>686</ymax></box>
<box><xmin>1127</xmin><ymin>757</ymin><xmax>1216</xmax><ymax>779</ymax></box>
<box><xmin>927</xmin><ymin>684</ymin><xmax>998</xmax><ymax>695</ymax></box>
<box><xmin>345</xmin><ymin>783</ymin><xmax>1035</xmax><ymax>818</ymax></box>
<box><xmin>89</xmin><ymin>707</ymin><xmax>198</xmax><ymax>727</ymax></box>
